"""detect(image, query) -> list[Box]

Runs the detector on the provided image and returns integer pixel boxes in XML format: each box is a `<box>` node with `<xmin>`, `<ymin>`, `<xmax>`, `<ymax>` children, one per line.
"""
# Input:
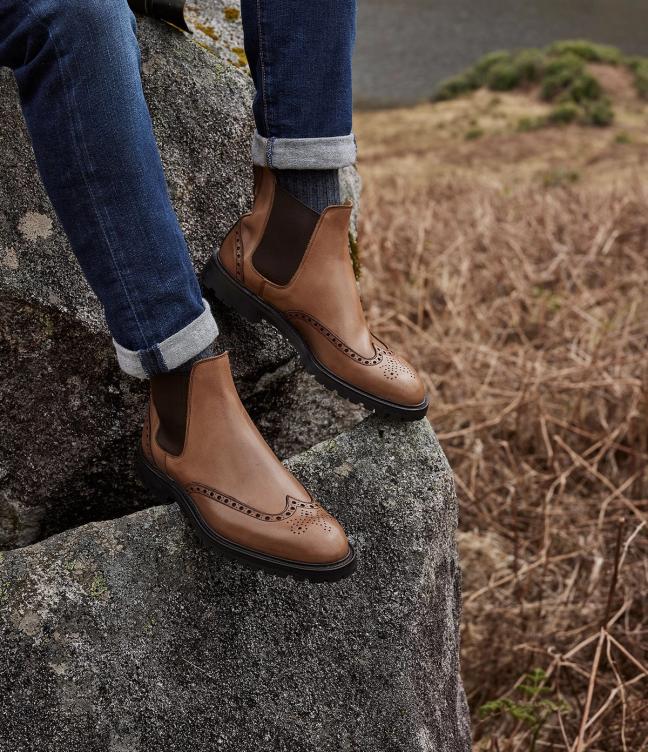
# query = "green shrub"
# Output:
<box><xmin>582</xmin><ymin>97</ymin><xmax>614</xmax><ymax>126</ymax></box>
<box><xmin>540</xmin><ymin>54</ymin><xmax>585</xmax><ymax>100</ymax></box>
<box><xmin>473</xmin><ymin>50</ymin><xmax>513</xmax><ymax>79</ymax></box>
<box><xmin>434</xmin><ymin>71</ymin><xmax>479</xmax><ymax>101</ymax></box>
<box><xmin>517</xmin><ymin>116</ymin><xmax>547</xmax><ymax>132</ymax></box>
<box><xmin>542</xmin><ymin>71</ymin><xmax>601</xmax><ymax>107</ymax></box>
<box><xmin>546</xmin><ymin>40</ymin><xmax>622</xmax><ymax>65</ymax></box>
<box><xmin>513</xmin><ymin>49</ymin><xmax>545</xmax><ymax>83</ymax></box>
<box><xmin>487</xmin><ymin>61</ymin><xmax>522</xmax><ymax>91</ymax></box>
<box><xmin>548</xmin><ymin>102</ymin><xmax>580</xmax><ymax>124</ymax></box>
<box><xmin>543</xmin><ymin>52</ymin><xmax>585</xmax><ymax>78</ymax></box>
<box><xmin>541</xmin><ymin>74</ymin><xmax>569</xmax><ymax>101</ymax></box>
<box><xmin>465</xmin><ymin>127</ymin><xmax>484</xmax><ymax>140</ymax></box>
<box><xmin>432</xmin><ymin>39</ymin><xmax>637</xmax><ymax>112</ymax></box>
<box><xmin>567</xmin><ymin>72</ymin><xmax>602</xmax><ymax>103</ymax></box>
<box><xmin>632</xmin><ymin>59</ymin><xmax>648</xmax><ymax>100</ymax></box>
<box><xmin>615</xmin><ymin>131</ymin><xmax>632</xmax><ymax>144</ymax></box>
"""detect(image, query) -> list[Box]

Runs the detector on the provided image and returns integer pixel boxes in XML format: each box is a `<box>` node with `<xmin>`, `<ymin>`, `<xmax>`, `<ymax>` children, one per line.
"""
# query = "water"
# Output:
<box><xmin>353</xmin><ymin>0</ymin><xmax>648</xmax><ymax>108</ymax></box>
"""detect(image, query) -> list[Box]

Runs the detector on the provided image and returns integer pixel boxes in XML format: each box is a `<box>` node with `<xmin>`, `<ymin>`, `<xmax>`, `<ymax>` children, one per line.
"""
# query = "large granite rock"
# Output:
<box><xmin>0</xmin><ymin>16</ymin><xmax>363</xmax><ymax>549</ymax></box>
<box><xmin>0</xmin><ymin>416</ymin><xmax>470</xmax><ymax>752</ymax></box>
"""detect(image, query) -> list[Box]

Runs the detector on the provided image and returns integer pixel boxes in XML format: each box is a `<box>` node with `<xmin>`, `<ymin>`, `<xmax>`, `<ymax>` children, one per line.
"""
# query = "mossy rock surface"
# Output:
<box><xmin>0</xmin><ymin>417</ymin><xmax>470</xmax><ymax>751</ymax></box>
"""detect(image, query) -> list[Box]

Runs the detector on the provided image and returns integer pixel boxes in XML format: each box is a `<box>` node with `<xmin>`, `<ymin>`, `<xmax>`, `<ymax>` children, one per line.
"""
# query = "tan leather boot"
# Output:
<box><xmin>137</xmin><ymin>353</ymin><xmax>355</xmax><ymax>581</ymax></box>
<box><xmin>203</xmin><ymin>168</ymin><xmax>428</xmax><ymax>420</ymax></box>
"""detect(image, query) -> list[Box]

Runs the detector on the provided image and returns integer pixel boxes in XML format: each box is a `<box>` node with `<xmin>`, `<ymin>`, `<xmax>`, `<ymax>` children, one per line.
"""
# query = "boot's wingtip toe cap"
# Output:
<box><xmin>299</xmin><ymin>522</ymin><xmax>351</xmax><ymax>566</ymax></box>
<box><xmin>403</xmin><ymin>385</ymin><xmax>428</xmax><ymax>408</ymax></box>
<box><xmin>390</xmin><ymin>372</ymin><xmax>427</xmax><ymax>409</ymax></box>
<box><xmin>324</xmin><ymin>536</ymin><xmax>353</xmax><ymax>566</ymax></box>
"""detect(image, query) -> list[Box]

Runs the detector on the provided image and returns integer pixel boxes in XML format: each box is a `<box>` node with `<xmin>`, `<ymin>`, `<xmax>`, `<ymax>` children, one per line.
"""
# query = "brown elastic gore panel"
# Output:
<box><xmin>252</xmin><ymin>165</ymin><xmax>264</xmax><ymax>197</ymax></box>
<box><xmin>150</xmin><ymin>371</ymin><xmax>191</xmax><ymax>456</ymax></box>
<box><xmin>252</xmin><ymin>182</ymin><xmax>320</xmax><ymax>286</ymax></box>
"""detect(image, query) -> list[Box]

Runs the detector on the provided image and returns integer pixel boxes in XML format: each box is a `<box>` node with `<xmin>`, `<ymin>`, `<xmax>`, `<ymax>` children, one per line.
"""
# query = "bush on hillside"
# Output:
<box><xmin>433</xmin><ymin>39</ymin><xmax>648</xmax><ymax>128</ymax></box>
<box><xmin>546</xmin><ymin>39</ymin><xmax>623</xmax><ymax>65</ymax></box>
<box><xmin>628</xmin><ymin>58</ymin><xmax>648</xmax><ymax>99</ymax></box>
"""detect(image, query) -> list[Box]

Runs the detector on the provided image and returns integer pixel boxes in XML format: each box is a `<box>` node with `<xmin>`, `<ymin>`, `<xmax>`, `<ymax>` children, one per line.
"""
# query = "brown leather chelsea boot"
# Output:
<box><xmin>202</xmin><ymin>168</ymin><xmax>429</xmax><ymax>420</ymax></box>
<box><xmin>137</xmin><ymin>353</ymin><xmax>356</xmax><ymax>581</ymax></box>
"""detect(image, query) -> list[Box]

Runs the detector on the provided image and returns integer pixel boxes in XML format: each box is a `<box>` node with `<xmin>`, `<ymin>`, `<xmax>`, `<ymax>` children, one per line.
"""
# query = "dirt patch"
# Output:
<box><xmin>589</xmin><ymin>62</ymin><xmax>638</xmax><ymax>102</ymax></box>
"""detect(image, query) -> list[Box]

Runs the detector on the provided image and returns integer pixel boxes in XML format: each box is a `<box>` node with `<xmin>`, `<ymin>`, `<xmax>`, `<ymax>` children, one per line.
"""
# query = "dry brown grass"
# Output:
<box><xmin>355</xmin><ymin>86</ymin><xmax>648</xmax><ymax>751</ymax></box>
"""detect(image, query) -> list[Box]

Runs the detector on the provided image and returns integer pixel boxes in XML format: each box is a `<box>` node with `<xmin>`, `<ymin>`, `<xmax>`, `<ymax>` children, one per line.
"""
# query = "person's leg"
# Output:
<box><xmin>240</xmin><ymin>0</ymin><xmax>356</xmax><ymax>213</ymax></box>
<box><xmin>0</xmin><ymin>0</ymin><xmax>354</xmax><ymax>576</ymax></box>
<box><xmin>0</xmin><ymin>0</ymin><xmax>217</xmax><ymax>377</ymax></box>
<box><xmin>204</xmin><ymin>0</ymin><xmax>429</xmax><ymax>419</ymax></box>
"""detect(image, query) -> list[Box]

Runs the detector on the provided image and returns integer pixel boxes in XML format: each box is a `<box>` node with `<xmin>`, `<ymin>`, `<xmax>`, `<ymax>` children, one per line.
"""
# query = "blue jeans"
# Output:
<box><xmin>242</xmin><ymin>0</ymin><xmax>357</xmax><ymax>169</ymax></box>
<box><xmin>0</xmin><ymin>0</ymin><xmax>356</xmax><ymax>377</ymax></box>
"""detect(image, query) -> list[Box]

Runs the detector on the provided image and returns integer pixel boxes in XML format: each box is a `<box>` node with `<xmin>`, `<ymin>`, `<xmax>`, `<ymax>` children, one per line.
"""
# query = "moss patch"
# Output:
<box><xmin>193</xmin><ymin>22</ymin><xmax>220</xmax><ymax>42</ymax></box>
<box><xmin>89</xmin><ymin>573</ymin><xmax>109</xmax><ymax>599</ymax></box>
<box><xmin>348</xmin><ymin>231</ymin><xmax>361</xmax><ymax>280</ymax></box>
<box><xmin>231</xmin><ymin>46</ymin><xmax>248</xmax><ymax>68</ymax></box>
<box><xmin>223</xmin><ymin>6</ymin><xmax>240</xmax><ymax>22</ymax></box>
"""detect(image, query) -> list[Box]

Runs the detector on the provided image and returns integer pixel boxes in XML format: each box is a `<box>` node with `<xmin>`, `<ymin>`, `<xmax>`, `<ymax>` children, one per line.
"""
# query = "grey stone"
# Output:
<box><xmin>340</xmin><ymin>163</ymin><xmax>363</xmax><ymax>238</ymax></box>
<box><xmin>0</xmin><ymin>296</ymin><xmax>148</xmax><ymax>548</ymax></box>
<box><xmin>0</xmin><ymin>16</ymin><xmax>363</xmax><ymax>548</ymax></box>
<box><xmin>186</xmin><ymin>0</ymin><xmax>248</xmax><ymax>70</ymax></box>
<box><xmin>245</xmin><ymin>362</ymin><xmax>369</xmax><ymax>459</ymax></box>
<box><xmin>0</xmin><ymin>9</ymin><xmax>468</xmax><ymax>748</ymax></box>
<box><xmin>0</xmin><ymin>416</ymin><xmax>470</xmax><ymax>752</ymax></box>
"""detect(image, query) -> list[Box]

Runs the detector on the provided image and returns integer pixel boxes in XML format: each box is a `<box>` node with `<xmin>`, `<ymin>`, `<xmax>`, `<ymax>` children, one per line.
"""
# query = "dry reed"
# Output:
<box><xmin>358</xmin><ymin>169</ymin><xmax>648</xmax><ymax>751</ymax></box>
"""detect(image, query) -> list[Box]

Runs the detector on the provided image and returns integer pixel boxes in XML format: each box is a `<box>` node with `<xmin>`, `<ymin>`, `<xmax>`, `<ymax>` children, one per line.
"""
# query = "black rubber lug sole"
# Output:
<box><xmin>202</xmin><ymin>256</ymin><xmax>429</xmax><ymax>421</ymax></box>
<box><xmin>136</xmin><ymin>450</ymin><xmax>357</xmax><ymax>582</ymax></box>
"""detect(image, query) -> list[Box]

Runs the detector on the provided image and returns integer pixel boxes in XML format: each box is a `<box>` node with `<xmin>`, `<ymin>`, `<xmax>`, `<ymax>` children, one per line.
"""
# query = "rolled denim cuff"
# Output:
<box><xmin>251</xmin><ymin>132</ymin><xmax>357</xmax><ymax>170</ymax></box>
<box><xmin>112</xmin><ymin>298</ymin><xmax>219</xmax><ymax>378</ymax></box>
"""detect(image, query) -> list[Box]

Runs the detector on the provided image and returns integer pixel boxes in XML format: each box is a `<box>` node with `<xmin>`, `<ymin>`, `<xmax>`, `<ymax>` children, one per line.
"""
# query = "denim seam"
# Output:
<box><xmin>256</xmin><ymin>0</ymin><xmax>271</xmax><ymax>136</ymax></box>
<box><xmin>114</xmin><ymin>298</ymin><xmax>218</xmax><ymax>378</ymax></box>
<box><xmin>139</xmin><ymin>346</ymin><xmax>166</xmax><ymax>378</ymax></box>
<box><xmin>22</xmin><ymin>0</ymin><xmax>153</xmax><ymax>351</ymax></box>
<box><xmin>151</xmin><ymin>345</ymin><xmax>166</xmax><ymax>375</ymax></box>
<box><xmin>266</xmin><ymin>136</ymin><xmax>274</xmax><ymax>168</ymax></box>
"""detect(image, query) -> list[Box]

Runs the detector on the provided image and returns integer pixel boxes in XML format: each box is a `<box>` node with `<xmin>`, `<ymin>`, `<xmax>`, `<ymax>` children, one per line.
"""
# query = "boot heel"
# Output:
<box><xmin>202</xmin><ymin>256</ymin><xmax>263</xmax><ymax>324</ymax></box>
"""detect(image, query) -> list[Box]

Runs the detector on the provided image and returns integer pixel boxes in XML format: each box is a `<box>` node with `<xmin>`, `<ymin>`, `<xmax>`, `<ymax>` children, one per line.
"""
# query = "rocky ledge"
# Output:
<box><xmin>0</xmin><ymin>416</ymin><xmax>470</xmax><ymax>752</ymax></box>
